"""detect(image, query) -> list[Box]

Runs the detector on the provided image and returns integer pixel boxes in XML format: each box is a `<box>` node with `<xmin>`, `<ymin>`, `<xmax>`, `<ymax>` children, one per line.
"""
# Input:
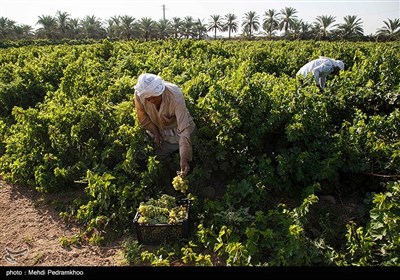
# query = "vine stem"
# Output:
<box><xmin>362</xmin><ymin>172</ymin><xmax>400</xmax><ymax>178</ymax></box>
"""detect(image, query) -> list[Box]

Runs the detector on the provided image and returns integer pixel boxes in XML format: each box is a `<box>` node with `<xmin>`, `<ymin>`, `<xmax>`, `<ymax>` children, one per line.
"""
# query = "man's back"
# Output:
<box><xmin>296</xmin><ymin>58</ymin><xmax>333</xmax><ymax>78</ymax></box>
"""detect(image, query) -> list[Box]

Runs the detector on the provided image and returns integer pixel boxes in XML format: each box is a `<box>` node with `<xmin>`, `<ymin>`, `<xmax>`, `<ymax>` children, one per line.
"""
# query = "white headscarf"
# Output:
<box><xmin>333</xmin><ymin>60</ymin><xmax>345</xmax><ymax>70</ymax></box>
<box><xmin>134</xmin><ymin>73</ymin><xmax>165</xmax><ymax>99</ymax></box>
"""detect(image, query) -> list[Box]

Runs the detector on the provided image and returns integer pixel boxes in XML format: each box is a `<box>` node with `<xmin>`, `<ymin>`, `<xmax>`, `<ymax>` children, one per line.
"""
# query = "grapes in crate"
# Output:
<box><xmin>137</xmin><ymin>194</ymin><xmax>187</xmax><ymax>225</ymax></box>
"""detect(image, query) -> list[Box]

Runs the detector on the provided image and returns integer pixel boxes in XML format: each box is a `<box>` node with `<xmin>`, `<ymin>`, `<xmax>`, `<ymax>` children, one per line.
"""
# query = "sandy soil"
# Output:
<box><xmin>0</xmin><ymin>176</ymin><xmax>366</xmax><ymax>269</ymax></box>
<box><xmin>0</xmin><ymin>178</ymin><xmax>125</xmax><ymax>267</ymax></box>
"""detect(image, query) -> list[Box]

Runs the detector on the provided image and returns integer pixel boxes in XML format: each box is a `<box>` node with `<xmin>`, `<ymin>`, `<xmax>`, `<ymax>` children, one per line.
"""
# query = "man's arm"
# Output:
<box><xmin>134</xmin><ymin>95</ymin><xmax>163</xmax><ymax>147</ymax></box>
<box><xmin>174</xmin><ymin>99</ymin><xmax>193</xmax><ymax>175</ymax></box>
<box><xmin>312</xmin><ymin>62</ymin><xmax>331</xmax><ymax>89</ymax></box>
<box><xmin>312</xmin><ymin>67</ymin><xmax>322</xmax><ymax>86</ymax></box>
<box><xmin>319</xmin><ymin>75</ymin><xmax>327</xmax><ymax>90</ymax></box>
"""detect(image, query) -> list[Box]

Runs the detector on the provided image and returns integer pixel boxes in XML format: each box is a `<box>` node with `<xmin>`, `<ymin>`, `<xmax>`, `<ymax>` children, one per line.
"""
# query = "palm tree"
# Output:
<box><xmin>68</xmin><ymin>18</ymin><xmax>80</xmax><ymax>39</ymax></box>
<box><xmin>263</xmin><ymin>9</ymin><xmax>280</xmax><ymax>39</ymax></box>
<box><xmin>106</xmin><ymin>16</ymin><xmax>121</xmax><ymax>39</ymax></box>
<box><xmin>299</xmin><ymin>21</ymin><xmax>314</xmax><ymax>40</ymax></box>
<box><xmin>120</xmin><ymin>15</ymin><xmax>136</xmax><ymax>40</ymax></box>
<box><xmin>56</xmin><ymin>10</ymin><xmax>70</xmax><ymax>38</ymax></box>
<box><xmin>208</xmin><ymin>14</ymin><xmax>224</xmax><ymax>39</ymax></box>
<box><xmin>376</xmin><ymin>18</ymin><xmax>400</xmax><ymax>40</ymax></box>
<box><xmin>80</xmin><ymin>15</ymin><xmax>106</xmax><ymax>39</ymax></box>
<box><xmin>315</xmin><ymin>15</ymin><xmax>336</xmax><ymax>40</ymax></box>
<box><xmin>156</xmin><ymin>19</ymin><xmax>171</xmax><ymax>39</ymax></box>
<box><xmin>171</xmin><ymin>17</ymin><xmax>182</xmax><ymax>39</ymax></box>
<box><xmin>13</xmin><ymin>24</ymin><xmax>33</xmax><ymax>40</ymax></box>
<box><xmin>290</xmin><ymin>19</ymin><xmax>302</xmax><ymax>39</ymax></box>
<box><xmin>290</xmin><ymin>19</ymin><xmax>312</xmax><ymax>40</ymax></box>
<box><xmin>36</xmin><ymin>15</ymin><xmax>58</xmax><ymax>39</ymax></box>
<box><xmin>181</xmin><ymin>16</ymin><xmax>194</xmax><ymax>38</ymax></box>
<box><xmin>0</xmin><ymin>17</ymin><xmax>16</xmax><ymax>39</ymax></box>
<box><xmin>336</xmin><ymin>15</ymin><xmax>364</xmax><ymax>40</ymax></box>
<box><xmin>137</xmin><ymin>17</ymin><xmax>156</xmax><ymax>41</ymax></box>
<box><xmin>279</xmin><ymin>6</ymin><xmax>298</xmax><ymax>36</ymax></box>
<box><xmin>223</xmin><ymin>13</ymin><xmax>238</xmax><ymax>39</ymax></box>
<box><xmin>242</xmin><ymin>11</ymin><xmax>260</xmax><ymax>39</ymax></box>
<box><xmin>193</xmin><ymin>18</ymin><xmax>208</xmax><ymax>39</ymax></box>
<box><xmin>311</xmin><ymin>22</ymin><xmax>323</xmax><ymax>39</ymax></box>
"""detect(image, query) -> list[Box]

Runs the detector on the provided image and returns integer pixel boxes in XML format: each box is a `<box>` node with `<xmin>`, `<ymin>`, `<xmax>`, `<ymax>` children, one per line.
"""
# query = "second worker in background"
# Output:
<box><xmin>297</xmin><ymin>56</ymin><xmax>345</xmax><ymax>92</ymax></box>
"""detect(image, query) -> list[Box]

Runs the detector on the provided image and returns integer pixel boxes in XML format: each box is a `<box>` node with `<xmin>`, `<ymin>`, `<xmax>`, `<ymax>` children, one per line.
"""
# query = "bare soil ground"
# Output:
<box><xmin>0</xmin><ymin>178</ymin><xmax>125</xmax><ymax>266</ymax></box>
<box><xmin>0</xmin><ymin>175</ymin><xmax>367</xmax><ymax>268</ymax></box>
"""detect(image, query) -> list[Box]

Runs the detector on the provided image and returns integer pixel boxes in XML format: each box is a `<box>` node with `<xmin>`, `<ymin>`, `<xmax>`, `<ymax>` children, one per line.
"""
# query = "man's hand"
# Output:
<box><xmin>153</xmin><ymin>132</ymin><xmax>163</xmax><ymax>148</ymax></box>
<box><xmin>180</xmin><ymin>159</ymin><xmax>190</xmax><ymax>176</ymax></box>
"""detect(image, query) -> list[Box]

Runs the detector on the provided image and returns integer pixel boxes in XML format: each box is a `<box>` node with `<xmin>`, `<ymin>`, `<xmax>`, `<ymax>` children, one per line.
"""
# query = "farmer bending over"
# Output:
<box><xmin>134</xmin><ymin>73</ymin><xmax>196</xmax><ymax>176</ymax></box>
<box><xmin>297</xmin><ymin>56</ymin><xmax>344</xmax><ymax>92</ymax></box>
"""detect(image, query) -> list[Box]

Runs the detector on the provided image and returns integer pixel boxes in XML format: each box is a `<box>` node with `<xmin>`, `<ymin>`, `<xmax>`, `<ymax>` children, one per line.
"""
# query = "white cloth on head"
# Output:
<box><xmin>333</xmin><ymin>60</ymin><xmax>344</xmax><ymax>70</ymax></box>
<box><xmin>134</xmin><ymin>73</ymin><xmax>165</xmax><ymax>99</ymax></box>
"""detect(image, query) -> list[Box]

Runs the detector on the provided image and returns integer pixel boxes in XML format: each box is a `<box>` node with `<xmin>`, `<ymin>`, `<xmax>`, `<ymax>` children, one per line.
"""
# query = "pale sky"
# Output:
<box><xmin>1</xmin><ymin>0</ymin><xmax>399</xmax><ymax>35</ymax></box>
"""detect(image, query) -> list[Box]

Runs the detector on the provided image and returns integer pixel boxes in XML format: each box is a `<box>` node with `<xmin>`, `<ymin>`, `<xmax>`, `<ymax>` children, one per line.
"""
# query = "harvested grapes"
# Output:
<box><xmin>136</xmin><ymin>194</ymin><xmax>188</xmax><ymax>225</ymax></box>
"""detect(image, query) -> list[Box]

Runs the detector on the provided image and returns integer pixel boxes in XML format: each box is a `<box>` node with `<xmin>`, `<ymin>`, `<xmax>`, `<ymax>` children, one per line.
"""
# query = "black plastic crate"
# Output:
<box><xmin>133</xmin><ymin>199</ymin><xmax>190</xmax><ymax>245</ymax></box>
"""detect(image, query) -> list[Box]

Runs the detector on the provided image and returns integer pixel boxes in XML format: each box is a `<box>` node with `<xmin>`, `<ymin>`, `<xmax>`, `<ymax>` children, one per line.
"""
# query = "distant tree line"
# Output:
<box><xmin>1</xmin><ymin>7</ymin><xmax>399</xmax><ymax>41</ymax></box>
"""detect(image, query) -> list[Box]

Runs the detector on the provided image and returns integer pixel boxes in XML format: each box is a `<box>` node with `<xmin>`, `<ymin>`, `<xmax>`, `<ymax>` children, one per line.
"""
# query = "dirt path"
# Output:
<box><xmin>0</xmin><ymin>179</ymin><xmax>125</xmax><ymax>266</ymax></box>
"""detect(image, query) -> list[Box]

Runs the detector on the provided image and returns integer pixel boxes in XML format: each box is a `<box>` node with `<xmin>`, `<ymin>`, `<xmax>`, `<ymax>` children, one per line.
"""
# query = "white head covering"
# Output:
<box><xmin>333</xmin><ymin>60</ymin><xmax>345</xmax><ymax>70</ymax></box>
<box><xmin>134</xmin><ymin>73</ymin><xmax>165</xmax><ymax>98</ymax></box>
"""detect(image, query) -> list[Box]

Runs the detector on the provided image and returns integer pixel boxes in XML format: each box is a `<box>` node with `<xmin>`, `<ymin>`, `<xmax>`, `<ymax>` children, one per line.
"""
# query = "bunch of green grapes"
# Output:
<box><xmin>158</xmin><ymin>194</ymin><xmax>177</xmax><ymax>209</ymax></box>
<box><xmin>137</xmin><ymin>203</ymin><xmax>170</xmax><ymax>224</ymax></box>
<box><xmin>172</xmin><ymin>173</ymin><xmax>189</xmax><ymax>193</ymax></box>
<box><xmin>137</xmin><ymin>194</ymin><xmax>188</xmax><ymax>225</ymax></box>
<box><xmin>168</xmin><ymin>205</ymin><xmax>187</xmax><ymax>224</ymax></box>
<box><xmin>144</xmin><ymin>195</ymin><xmax>175</xmax><ymax>209</ymax></box>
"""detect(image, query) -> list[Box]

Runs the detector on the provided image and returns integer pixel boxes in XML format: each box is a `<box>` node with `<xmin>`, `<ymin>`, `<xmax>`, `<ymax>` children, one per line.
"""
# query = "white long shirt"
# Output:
<box><xmin>296</xmin><ymin>58</ymin><xmax>336</xmax><ymax>89</ymax></box>
<box><xmin>134</xmin><ymin>82</ymin><xmax>196</xmax><ymax>162</ymax></box>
